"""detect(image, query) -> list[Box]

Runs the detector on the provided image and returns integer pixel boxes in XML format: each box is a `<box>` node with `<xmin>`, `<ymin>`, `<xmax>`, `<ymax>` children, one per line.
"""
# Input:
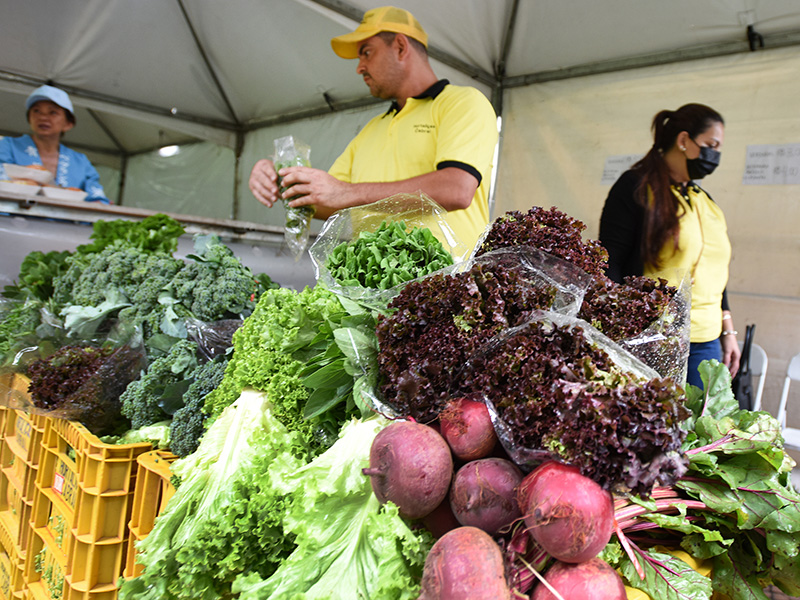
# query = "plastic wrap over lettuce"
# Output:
<box><xmin>578</xmin><ymin>269</ymin><xmax>691</xmax><ymax>385</ymax></box>
<box><xmin>374</xmin><ymin>246</ymin><xmax>592</xmax><ymax>423</ymax></box>
<box><xmin>309</xmin><ymin>193</ymin><xmax>468</xmax><ymax>309</ymax></box>
<box><xmin>454</xmin><ymin>311</ymin><xmax>690</xmax><ymax>497</ymax></box>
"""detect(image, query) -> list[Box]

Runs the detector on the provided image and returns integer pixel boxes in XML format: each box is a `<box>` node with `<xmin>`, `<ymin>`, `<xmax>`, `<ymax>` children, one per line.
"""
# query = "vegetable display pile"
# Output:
<box><xmin>324</xmin><ymin>221</ymin><xmax>454</xmax><ymax>290</ymax></box>
<box><xmin>4</xmin><ymin>204</ymin><xmax>800</xmax><ymax>600</ymax></box>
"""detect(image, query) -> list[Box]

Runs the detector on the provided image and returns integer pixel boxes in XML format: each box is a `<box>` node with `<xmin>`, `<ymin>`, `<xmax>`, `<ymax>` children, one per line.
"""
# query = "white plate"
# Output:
<box><xmin>40</xmin><ymin>186</ymin><xmax>88</xmax><ymax>202</ymax></box>
<box><xmin>3</xmin><ymin>163</ymin><xmax>54</xmax><ymax>185</ymax></box>
<box><xmin>0</xmin><ymin>180</ymin><xmax>42</xmax><ymax>196</ymax></box>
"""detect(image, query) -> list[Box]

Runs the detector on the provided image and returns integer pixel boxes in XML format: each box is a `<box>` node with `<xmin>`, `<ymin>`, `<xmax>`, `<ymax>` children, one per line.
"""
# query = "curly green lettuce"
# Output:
<box><xmin>118</xmin><ymin>389</ymin><xmax>309</xmax><ymax>600</ymax></box>
<box><xmin>233</xmin><ymin>416</ymin><xmax>432</xmax><ymax>600</ymax></box>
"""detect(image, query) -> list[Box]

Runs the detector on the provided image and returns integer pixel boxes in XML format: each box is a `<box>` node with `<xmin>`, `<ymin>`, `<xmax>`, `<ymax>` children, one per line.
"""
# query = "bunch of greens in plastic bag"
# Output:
<box><xmin>324</xmin><ymin>220</ymin><xmax>454</xmax><ymax>290</ymax></box>
<box><xmin>309</xmin><ymin>193</ymin><xmax>469</xmax><ymax>310</ymax></box>
<box><xmin>274</xmin><ymin>135</ymin><xmax>315</xmax><ymax>259</ymax></box>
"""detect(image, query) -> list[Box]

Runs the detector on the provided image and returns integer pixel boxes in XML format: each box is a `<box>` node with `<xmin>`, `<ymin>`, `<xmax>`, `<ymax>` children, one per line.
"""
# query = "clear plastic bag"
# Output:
<box><xmin>617</xmin><ymin>269</ymin><xmax>691</xmax><ymax>385</ymax></box>
<box><xmin>274</xmin><ymin>135</ymin><xmax>315</xmax><ymax>259</ymax></box>
<box><xmin>185</xmin><ymin>317</ymin><xmax>243</xmax><ymax>362</ymax></box>
<box><xmin>1</xmin><ymin>320</ymin><xmax>147</xmax><ymax>436</ymax></box>
<box><xmin>454</xmin><ymin>310</ymin><xmax>688</xmax><ymax>495</ymax></box>
<box><xmin>367</xmin><ymin>245</ymin><xmax>593</xmax><ymax>422</ymax></box>
<box><xmin>308</xmin><ymin>192</ymin><xmax>469</xmax><ymax>309</ymax></box>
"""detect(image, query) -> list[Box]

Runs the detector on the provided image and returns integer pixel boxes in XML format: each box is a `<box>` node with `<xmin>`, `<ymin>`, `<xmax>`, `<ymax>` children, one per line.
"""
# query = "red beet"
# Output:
<box><xmin>517</xmin><ymin>461</ymin><xmax>614</xmax><ymax>563</ymax></box>
<box><xmin>418</xmin><ymin>526</ymin><xmax>512</xmax><ymax>600</ymax></box>
<box><xmin>531</xmin><ymin>558</ymin><xmax>626</xmax><ymax>600</ymax></box>
<box><xmin>363</xmin><ymin>420</ymin><xmax>453</xmax><ymax>520</ymax></box>
<box><xmin>439</xmin><ymin>397</ymin><xmax>497</xmax><ymax>461</ymax></box>
<box><xmin>449</xmin><ymin>458</ymin><xmax>523</xmax><ymax>535</ymax></box>
<box><xmin>421</xmin><ymin>496</ymin><xmax>461</xmax><ymax>538</ymax></box>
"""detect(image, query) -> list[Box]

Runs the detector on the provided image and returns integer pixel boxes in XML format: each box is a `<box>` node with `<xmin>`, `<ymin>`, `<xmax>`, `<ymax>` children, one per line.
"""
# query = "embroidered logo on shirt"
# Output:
<box><xmin>414</xmin><ymin>124</ymin><xmax>435</xmax><ymax>134</ymax></box>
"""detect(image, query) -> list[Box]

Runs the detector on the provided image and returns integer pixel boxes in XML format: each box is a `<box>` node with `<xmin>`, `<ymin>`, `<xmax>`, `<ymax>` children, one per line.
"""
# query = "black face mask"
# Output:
<box><xmin>686</xmin><ymin>144</ymin><xmax>721</xmax><ymax>180</ymax></box>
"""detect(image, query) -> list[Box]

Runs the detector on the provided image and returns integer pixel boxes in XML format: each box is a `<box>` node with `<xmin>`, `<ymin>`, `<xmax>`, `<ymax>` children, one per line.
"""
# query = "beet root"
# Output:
<box><xmin>517</xmin><ymin>461</ymin><xmax>614</xmax><ymax>563</ymax></box>
<box><xmin>531</xmin><ymin>558</ymin><xmax>626</xmax><ymax>600</ymax></box>
<box><xmin>439</xmin><ymin>397</ymin><xmax>497</xmax><ymax>461</ymax></box>
<box><xmin>449</xmin><ymin>458</ymin><xmax>523</xmax><ymax>535</ymax></box>
<box><xmin>363</xmin><ymin>420</ymin><xmax>453</xmax><ymax>520</ymax></box>
<box><xmin>418</xmin><ymin>526</ymin><xmax>512</xmax><ymax>600</ymax></box>
<box><xmin>421</xmin><ymin>497</ymin><xmax>461</xmax><ymax>539</ymax></box>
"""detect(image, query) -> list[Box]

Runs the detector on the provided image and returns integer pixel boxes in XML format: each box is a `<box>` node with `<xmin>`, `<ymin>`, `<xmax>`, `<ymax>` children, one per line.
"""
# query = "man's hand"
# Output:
<box><xmin>278</xmin><ymin>166</ymin><xmax>352</xmax><ymax>219</ymax></box>
<box><xmin>248</xmin><ymin>159</ymin><xmax>280</xmax><ymax>207</ymax></box>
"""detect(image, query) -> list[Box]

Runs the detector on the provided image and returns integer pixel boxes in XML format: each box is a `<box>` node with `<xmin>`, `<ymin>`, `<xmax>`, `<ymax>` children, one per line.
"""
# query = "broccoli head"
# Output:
<box><xmin>120</xmin><ymin>339</ymin><xmax>200</xmax><ymax>429</ymax></box>
<box><xmin>169</xmin><ymin>355</ymin><xmax>229</xmax><ymax>457</ymax></box>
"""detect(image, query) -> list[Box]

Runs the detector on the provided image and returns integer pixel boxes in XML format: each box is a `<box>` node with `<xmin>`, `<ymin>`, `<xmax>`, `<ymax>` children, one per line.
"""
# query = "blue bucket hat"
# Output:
<box><xmin>25</xmin><ymin>85</ymin><xmax>75</xmax><ymax>123</ymax></box>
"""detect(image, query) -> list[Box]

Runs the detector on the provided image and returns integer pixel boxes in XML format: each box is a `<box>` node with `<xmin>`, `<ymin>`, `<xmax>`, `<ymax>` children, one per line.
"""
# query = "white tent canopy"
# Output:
<box><xmin>3</xmin><ymin>0</ymin><xmax>800</xmax><ymax>159</ymax></box>
<box><xmin>3</xmin><ymin>1</ymin><xmax>800</xmax><ymax>422</ymax></box>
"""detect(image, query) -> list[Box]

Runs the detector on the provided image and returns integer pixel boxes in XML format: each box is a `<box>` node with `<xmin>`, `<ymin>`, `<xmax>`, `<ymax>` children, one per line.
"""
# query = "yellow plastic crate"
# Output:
<box><xmin>25</xmin><ymin>528</ymin><xmax>65</xmax><ymax>600</ymax></box>
<box><xmin>123</xmin><ymin>450</ymin><xmax>177</xmax><ymax>578</ymax></box>
<box><xmin>0</xmin><ymin>508</ymin><xmax>25</xmax><ymax>600</ymax></box>
<box><xmin>0</xmin><ymin>410</ymin><xmax>47</xmax><ymax>558</ymax></box>
<box><xmin>29</xmin><ymin>415</ymin><xmax>152</xmax><ymax>599</ymax></box>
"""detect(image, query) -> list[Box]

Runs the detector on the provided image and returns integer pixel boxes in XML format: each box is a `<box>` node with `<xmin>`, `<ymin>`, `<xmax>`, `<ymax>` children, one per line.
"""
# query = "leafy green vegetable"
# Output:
<box><xmin>620</xmin><ymin>548</ymin><xmax>713</xmax><ymax>600</ymax></box>
<box><xmin>119</xmin><ymin>389</ymin><xmax>309</xmax><ymax>600</ymax></box>
<box><xmin>169</xmin><ymin>355</ymin><xmax>228</xmax><ymax>458</ymax></box>
<box><xmin>325</xmin><ymin>221</ymin><xmax>454</xmax><ymax>290</ymax></box>
<box><xmin>0</xmin><ymin>297</ymin><xmax>44</xmax><ymax>365</ymax></box>
<box><xmin>232</xmin><ymin>416</ymin><xmax>433</xmax><ymax>600</ymax></box>
<box><xmin>75</xmin><ymin>214</ymin><xmax>185</xmax><ymax>255</ymax></box>
<box><xmin>204</xmin><ymin>286</ymin><xmax>356</xmax><ymax>453</ymax></box>
<box><xmin>610</xmin><ymin>360</ymin><xmax>800</xmax><ymax>599</ymax></box>
<box><xmin>299</xmin><ymin>297</ymin><xmax>379</xmax><ymax>422</ymax></box>
<box><xmin>120</xmin><ymin>339</ymin><xmax>200</xmax><ymax>429</ymax></box>
<box><xmin>2</xmin><ymin>249</ymin><xmax>72</xmax><ymax>302</ymax></box>
<box><xmin>101</xmin><ymin>421</ymin><xmax>172</xmax><ymax>448</ymax></box>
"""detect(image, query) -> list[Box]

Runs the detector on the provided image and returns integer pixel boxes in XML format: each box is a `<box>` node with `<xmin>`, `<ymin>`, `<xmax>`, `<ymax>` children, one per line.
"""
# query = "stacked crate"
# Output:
<box><xmin>0</xmin><ymin>374</ymin><xmax>178</xmax><ymax>600</ymax></box>
<box><xmin>26</xmin><ymin>417</ymin><xmax>151</xmax><ymax>600</ymax></box>
<box><xmin>0</xmin><ymin>374</ymin><xmax>46</xmax><ymax>600</ymax></box>
<box><xmin>123</xmin><ymin>450</ymin><xmax>177</xmax><ymax>579</ymax></box>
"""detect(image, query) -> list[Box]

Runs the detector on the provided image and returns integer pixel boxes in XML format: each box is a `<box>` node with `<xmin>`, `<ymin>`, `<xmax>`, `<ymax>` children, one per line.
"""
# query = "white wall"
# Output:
<box><xmin>495</xmin><ymin>46</ymin><xmax>800</xmax><ymax>426</ymax></box>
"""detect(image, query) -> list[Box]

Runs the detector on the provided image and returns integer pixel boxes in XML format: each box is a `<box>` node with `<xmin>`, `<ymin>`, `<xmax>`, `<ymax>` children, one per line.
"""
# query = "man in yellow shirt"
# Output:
<box><xmin>248</xmin><ymin>6</ymin><xmax>498</xmax><ymax>249</ymax></box>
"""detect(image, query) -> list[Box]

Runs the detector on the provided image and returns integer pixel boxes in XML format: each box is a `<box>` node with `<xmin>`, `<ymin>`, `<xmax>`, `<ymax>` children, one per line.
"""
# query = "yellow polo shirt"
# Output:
<box><xmin>644</xmin><ymin>184</ymin><xmax>731</xmax><ymax>343</ymax></box>
<box><xmin>328</xmin><ymin>80</ymin><xmax>498</xmax><ymax>250</ymax></box>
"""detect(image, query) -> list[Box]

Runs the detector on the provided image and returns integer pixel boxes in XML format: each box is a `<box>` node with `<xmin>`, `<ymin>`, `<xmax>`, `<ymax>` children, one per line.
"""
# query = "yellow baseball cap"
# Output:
<box><xmin>331</xmin><ymin>6</ymin><xmax>428</xmax><ymax>59</ymax></box>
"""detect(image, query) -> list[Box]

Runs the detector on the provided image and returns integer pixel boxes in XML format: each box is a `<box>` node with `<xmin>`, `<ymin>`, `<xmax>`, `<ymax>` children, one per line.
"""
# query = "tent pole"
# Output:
<box><xmin>117</xmin><ymin>154</ymin><xmax>128</xmax><ymax>207</ymax></box>
<box><xmin>232</xmin><ymin>132</ymin><xmax>245</xmax><ymax>221</ymax></box>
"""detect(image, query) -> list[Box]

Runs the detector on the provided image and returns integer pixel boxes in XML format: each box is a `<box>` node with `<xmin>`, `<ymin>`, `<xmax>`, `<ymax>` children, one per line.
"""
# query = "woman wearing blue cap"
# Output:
<box><xmin>0</xmin><ymin>85</ymin><xmax>109</xmax><ymax>202</ymax></box>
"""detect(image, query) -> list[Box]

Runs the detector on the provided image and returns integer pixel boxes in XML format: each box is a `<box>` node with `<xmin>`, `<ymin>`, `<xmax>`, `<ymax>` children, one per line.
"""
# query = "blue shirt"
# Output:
<box><xmin>0</xmin><ymin>134</ymin><xmax>109</xmax><ymax>203</ymax></box>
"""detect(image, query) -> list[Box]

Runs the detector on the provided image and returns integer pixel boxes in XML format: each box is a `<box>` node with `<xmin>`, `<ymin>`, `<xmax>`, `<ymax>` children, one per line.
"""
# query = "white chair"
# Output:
<box><xmin>777</xmin><ymin>353</ymin><xmax>800</xmax><ymax>452</ymax></box>
<box><xmin>738</xmin><ymin>341</ymin><xmax>768</xmax><ymax>412</ymax></box>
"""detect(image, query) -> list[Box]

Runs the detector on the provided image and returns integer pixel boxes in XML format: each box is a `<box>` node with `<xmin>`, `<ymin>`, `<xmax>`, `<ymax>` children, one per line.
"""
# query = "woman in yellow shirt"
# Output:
<box><xmin>599</xmin><ymin>104</ymin><xmax>740</xmax><ymax>389</ymax></box>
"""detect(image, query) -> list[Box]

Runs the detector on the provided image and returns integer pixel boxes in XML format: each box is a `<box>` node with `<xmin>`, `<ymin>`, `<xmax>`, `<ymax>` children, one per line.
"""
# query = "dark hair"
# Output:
<box><xmin>632</xmin><ymin>103</ymin><xmax>724</xmax><ymax>269</ymax></box>
<box><xmin>376</xmin><ymin>31</ymin><xmax>428</xmax><ymax>56</ymax></box>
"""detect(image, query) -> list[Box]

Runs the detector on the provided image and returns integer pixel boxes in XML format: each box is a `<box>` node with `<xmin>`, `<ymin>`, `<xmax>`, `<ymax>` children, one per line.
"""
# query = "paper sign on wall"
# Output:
<box><xmin>743</xmin><ymin>144</ymin><xmax>800</xmax><ymax>185</ymax></box>
<box><xmin>601</xmin><ymin>154</ymin><xmax>643</xmax><ymax>185</ymax></box>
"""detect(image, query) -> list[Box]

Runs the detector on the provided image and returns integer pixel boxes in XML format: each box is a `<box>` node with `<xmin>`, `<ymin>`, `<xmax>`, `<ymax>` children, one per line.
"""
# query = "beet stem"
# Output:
<box><xmin>615</xmin><ymin>521</ymin><xmax>645</xmax><ymax>580</ymax></box>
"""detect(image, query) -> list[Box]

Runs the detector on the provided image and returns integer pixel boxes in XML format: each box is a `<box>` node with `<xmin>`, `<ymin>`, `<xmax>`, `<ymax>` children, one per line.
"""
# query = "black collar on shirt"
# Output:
<box><xmin>385</xmin><ymin>79</ymin><xmax>450</xmax><ymax>116</ymax></box>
